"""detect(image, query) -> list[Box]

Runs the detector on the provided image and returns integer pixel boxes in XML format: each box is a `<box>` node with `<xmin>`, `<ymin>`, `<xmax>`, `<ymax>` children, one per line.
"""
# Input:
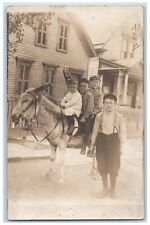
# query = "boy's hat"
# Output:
<box><xmin>89</xmin><ymin>76</ymin><xmax>100</xmax><ymax>81</ymax></box>
<box><xmin>79</xmin><ymin>78</ymin><xmax>89</xmax><ymax>84</ymax></box>
<box><xmin>67</xmin><ymin>78</ymin><xmax>78</xmax><ymax>85</ymax></box>
<box><xmin>103</xmin><ymin>93</ymin><xmax>117</xmax><ymax>102</ymax></box>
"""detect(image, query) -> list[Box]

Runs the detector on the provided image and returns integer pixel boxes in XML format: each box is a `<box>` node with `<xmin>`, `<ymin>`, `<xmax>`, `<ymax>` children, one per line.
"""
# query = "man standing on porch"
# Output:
<box><xmin>89</xmin><ymin>94</ymin><xmax>126</xmax><ymax>198</ymax></box>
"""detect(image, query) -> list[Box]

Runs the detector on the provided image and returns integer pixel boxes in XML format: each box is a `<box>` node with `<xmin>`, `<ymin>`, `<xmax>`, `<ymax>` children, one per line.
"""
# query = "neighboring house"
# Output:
<box><xmin>8</xmin><ymin>12</ymin><xmax>95</xmax><ymax>102</ymax></box>
<box><xmin>88</xmin><ymin>21</ymin><xmax>143</xmax><ymax>108</ymax></box>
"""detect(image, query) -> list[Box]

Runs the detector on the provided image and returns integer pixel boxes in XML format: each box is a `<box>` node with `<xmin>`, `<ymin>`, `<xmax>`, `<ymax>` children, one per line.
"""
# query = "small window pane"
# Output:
<box><xmin>23</xmin><ymin>82</ymin><xmax>28</xmax><ymax>92</ymax></box>
<box><xmin>39</xmin><ymin>21</ymin><xmax>42</xmax><ymax>30</ymax></box>
<box><xmin>59</xmin><ymin>38</ymin><xmax>63</xmax><ymax>49</ymax></box>
<box><xmin>51</xmin><ymin>71</ymin><xmax>54</xmax><ymax>83</ymax></box>
<box><xmin>45</xmin><ymin>71</ymin><xmax>50</xmax><ymax>83</ymax></box>
<box><xmin>124</xmin><ymin>52</ymin><xmax>127</xmax><ymax>59</ymax></box>
<box><xmin>24</xmin><ymin>66</ymin><xmax>29</xmax><ymax>80</ymax></box>
<box><xmin>42</xmin><ymin>33</ymin><xmax>46</xmax><ymax>45</ymax></box>
<box><xmin>64</xmin><ymin>26</ymin><xmax>68</xmax><ymax>37</ymax></box>
<box><xmin>17</xmin><ymin>81</ymin><xmax>22</xmax><ymax>95</ymax></box>
<box><xmin>43</xmin><ymin>23</ymin><xmax>46</xmax><ymax>31</ymax></box>
<box><xmin>38</xmin><ymin>31</ymin><xmax>42</xmax><ymax>44</ymax></box>
<box><xmin>64</xmin><ymin>39</ymin><xmax>67</xmax><ymax>50</ymax></box>
<box><xmin>60</xmin><ymin>25</ymin><xmax>64</xmax><ymax>36</ymax></box>
<box><xmin>19</xmin><ymin>65</ymin><xmax>24</xmax><ymax>79</ymax></box>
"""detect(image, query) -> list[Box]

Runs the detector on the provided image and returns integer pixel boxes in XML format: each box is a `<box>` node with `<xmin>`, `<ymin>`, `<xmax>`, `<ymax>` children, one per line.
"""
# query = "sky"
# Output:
<box><xmin>67</xmin><ymin>5</ymin><xmax>143</xmax><ymax>44</ymax></box>
<box><xmin>8</xmin><ymin>5</ymin><xmax>143</xmax><ymax>45</ymax></box>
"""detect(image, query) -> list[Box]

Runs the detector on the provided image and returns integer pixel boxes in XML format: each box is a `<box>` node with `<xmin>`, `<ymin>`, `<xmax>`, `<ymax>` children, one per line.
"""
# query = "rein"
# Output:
<box><xmin>27</xmin><ymin>119</ymin><xmax>60</xmax><ymax>142</ymax></box>
<box><xmin>23</xmin><ymin>92</ymin><xmax>61</xmax><ymax>142</ymax></box>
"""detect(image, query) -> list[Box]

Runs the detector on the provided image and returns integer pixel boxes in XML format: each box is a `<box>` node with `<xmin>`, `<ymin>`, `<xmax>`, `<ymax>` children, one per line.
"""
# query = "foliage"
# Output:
<box><xmin>8</xmin><ymin>12</ymin><xmax>54</xmax><ymax>58</ymax></box>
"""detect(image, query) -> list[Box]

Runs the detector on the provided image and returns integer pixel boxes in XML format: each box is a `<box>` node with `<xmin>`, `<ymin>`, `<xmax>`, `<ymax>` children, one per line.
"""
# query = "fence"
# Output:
<box><xmin>118</xmin><ymin>107</ymin><xmax>143</xmax><ymax>138</ymax></box>
<box><xmin>8</xmin><ymin>96</ymin><xmax>144</xmax><ymax>139</ymax></box>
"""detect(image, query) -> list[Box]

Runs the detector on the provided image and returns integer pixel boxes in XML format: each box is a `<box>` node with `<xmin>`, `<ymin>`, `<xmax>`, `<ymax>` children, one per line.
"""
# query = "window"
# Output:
<box><xmin>57</xmin><ymin>20</ymin><xmax>69</xmax><ymax>52</ymax></box>
<box><xmin>16</xmin><ymin>62</ymin><xmax>31</xmax><ymax>95</ymax></box>
<box><xmin>35</xmin><ymin>21</ymin><xmax>47</xmax><ymax>47</ymax></box>
<box><xmin>121</xmin><ymin>40</ymin><xmax>128</xmax><ymax>59</ymax></box>
<box><xmin>121</xmin><ymin>39</ymin><xmax>134</xmax><ymax>59</ymax></box>
<box><xmin>44</xmin><ymin>67</ymin><xmax>55</xmax><ymax>96</ymax></box>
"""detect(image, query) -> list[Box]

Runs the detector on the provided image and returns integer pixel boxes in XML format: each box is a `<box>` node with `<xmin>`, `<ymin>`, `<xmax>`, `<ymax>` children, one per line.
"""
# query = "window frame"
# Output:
<box><xmin>56</xmin><ymin>19</ymin><xmax>69</xmax><ymax>53</ymax></box>
<box><xmin>121</xmin><ymin>39</ymin><xmax>134</xmax><ymax>59</ymax></box>
<box><xmin>35</xmin><ymin>21</ymin><xmax>47</xmax><ymax>48</ymax></box>
<box><xmin>43</xmin><ymin>64</ymin><xmax>56</xmax><ymax>96</ymax></box>
<box><xmin>15</xmin><ymin>60</ymin><xmax>32</xmax><ymax>95</ymax></box>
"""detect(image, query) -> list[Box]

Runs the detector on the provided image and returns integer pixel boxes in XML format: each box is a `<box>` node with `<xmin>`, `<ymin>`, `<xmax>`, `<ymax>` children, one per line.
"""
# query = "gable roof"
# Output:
<box><xmin>68</xmin><ymin>14</ymin><xmax>96</xmax><ymax>57</ymax></box>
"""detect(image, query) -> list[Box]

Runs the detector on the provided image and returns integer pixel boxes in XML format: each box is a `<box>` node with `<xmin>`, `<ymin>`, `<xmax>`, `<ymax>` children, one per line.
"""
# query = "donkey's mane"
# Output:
<box><xmin>40</xmin><ymin>94</ymin><xmax>61</xmax><ymax>116</ymax></box>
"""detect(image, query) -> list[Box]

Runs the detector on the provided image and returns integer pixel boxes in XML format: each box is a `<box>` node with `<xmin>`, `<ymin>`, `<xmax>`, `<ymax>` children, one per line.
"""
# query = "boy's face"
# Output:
<box><xmin>79</xmin><ymin>82</ymin><xmax>89</xmax><ymax>94</ymax></box>
<box><xmin>68</xmin><ymin>83</ymin><xmax>78</xmax><ymax>93</ymax></box>
<box><xmin>90</xmin><ymin>80</ymin><xmax>99</xmax><ymax>89</ymax></box>
<box><xmin>104</xmin><ymin>98</ymin><xmax>116</xmax><ymax>112</ymax></box>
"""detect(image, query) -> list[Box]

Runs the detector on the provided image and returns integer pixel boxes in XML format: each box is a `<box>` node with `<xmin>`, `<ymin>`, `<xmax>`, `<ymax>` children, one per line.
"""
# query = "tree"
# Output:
<box><xmin>8</xmin><ymin>12</ymin><xmax>54</xmax><ymax>58</ymax></box>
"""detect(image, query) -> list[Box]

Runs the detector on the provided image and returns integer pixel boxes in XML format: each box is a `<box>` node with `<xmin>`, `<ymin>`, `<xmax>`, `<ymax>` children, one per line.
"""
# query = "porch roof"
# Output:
<box><xmin>99</xmin><ymin>58</ymin><xmax>143</xmax><ymax>80</ymax></box>
<box><xmin>99</xmin><ymin>58</ymin><xmax>128</xmax><ymax>71</ymax></box>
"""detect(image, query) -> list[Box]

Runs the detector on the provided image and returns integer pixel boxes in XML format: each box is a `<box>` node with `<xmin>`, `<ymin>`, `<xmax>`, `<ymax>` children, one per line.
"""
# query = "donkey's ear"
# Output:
<box><xmin>63</xmin><ymin>68</ymin><xmax>71</xmax><ymax>83</ymax></box>
<box><xmin>32</xmin><ymin>83</ymin><xmax>51</xmax><ymax>94</ymax></box>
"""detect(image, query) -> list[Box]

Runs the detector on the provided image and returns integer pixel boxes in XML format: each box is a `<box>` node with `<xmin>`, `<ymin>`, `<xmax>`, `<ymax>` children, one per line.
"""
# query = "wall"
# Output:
<box><xmin>8</xmin><ymin>13</ymin><xmax>89</xmax><ymax>99</ymax></box>
<box><xmin>87</xmin><ymin>57</ymin><xmax>99</xmax><ymax>79</ymax></box>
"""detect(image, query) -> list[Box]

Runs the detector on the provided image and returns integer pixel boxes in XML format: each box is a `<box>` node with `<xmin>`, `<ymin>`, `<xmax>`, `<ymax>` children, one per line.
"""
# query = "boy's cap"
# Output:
<box><xmin>79</xmin><ymin>78</ymin><xmax>89</xmax><ymax>84</ymax></box>
<box><xmin>89</xmin><ymin>76</ymin><xmax>100</xmax><ymax>81</ymax></box>
<box><xmin>67</xmin><ymin>78</ymin><xmax>78</xmax><ymax>85</ymax></box>
<box><xmin>103</xmin><ymin>93</ymin><xmax>117</xmax><ymax>102</ymax></box>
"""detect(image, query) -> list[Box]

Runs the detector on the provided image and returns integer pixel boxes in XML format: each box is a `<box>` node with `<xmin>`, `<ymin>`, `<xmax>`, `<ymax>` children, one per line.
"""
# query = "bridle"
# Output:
<box><xmin>21</xmin><ymin>91</ymin><xmax>60</xmax><ymax>143</ymax></box>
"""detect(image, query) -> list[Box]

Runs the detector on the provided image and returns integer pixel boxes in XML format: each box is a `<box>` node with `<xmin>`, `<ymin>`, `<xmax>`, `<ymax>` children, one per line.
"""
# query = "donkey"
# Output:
<box><xmin>11</xmin><ymin>84</ymin><xmax>98</xmax><ymax>183</ymax></box>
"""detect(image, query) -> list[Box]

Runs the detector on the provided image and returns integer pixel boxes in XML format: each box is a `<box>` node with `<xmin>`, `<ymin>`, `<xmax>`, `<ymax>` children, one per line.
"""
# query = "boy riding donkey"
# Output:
<box><xmin>79</xmin><ymin>78</ymin><xmax>94</xmax><ymax>154</ymax></box>
<box><xmin>61</xmin><ymin>78</ymin><xmax>82</xmax><ymax>136</ymax></box>
<box><xmin>80</xmin><ymin>75</ymin><xmax>103</xmax><ymax>156</ymax></box>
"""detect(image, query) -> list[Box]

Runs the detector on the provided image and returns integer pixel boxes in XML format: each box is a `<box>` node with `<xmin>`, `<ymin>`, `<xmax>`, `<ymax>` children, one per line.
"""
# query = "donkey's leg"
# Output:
<box><xmin>46</xmin><ymin>144</ymin><xmax>57</xmax><ymax>178</ymax></box>
<box><xmin>91</xmin><ymin>155</ymin><xmax>99</xmax><ymax>180</ymax></box>
<box><xmin>57</xmin><ymin>141</ymin><xmax>67</xmax><ymax>184</ymax></box>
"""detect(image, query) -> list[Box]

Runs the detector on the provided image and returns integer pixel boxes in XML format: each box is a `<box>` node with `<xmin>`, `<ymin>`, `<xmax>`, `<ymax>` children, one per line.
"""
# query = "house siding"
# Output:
<box><xmin>87</xmin><ymin>57</ymin><xmax>99</xmax><ymax>79</ymax></box>
<box><xmin>8</xmin><ymin>14</ymin><xmax>89</xmax><ymax>99</ymax></box>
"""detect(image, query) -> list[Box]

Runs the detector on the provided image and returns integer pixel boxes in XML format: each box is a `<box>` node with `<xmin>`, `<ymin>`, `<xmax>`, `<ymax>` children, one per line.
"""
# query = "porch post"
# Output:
<box><xmin>123</xmin><ymin>73</ymin><xmax>129</xmax><ymax>105</ymax></box>
<box><xmin>99</xmin><ymin>75</ymin><xmax>103</xmax><ymax>92</ymax></box>
<box><xmin>116</xmin><ymin>69</ymin><xmax>123</xmax><ymax>104</ymax></box>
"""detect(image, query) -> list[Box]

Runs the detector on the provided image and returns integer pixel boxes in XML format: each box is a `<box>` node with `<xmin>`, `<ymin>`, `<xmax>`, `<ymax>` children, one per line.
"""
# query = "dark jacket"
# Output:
<box><xmin>81</xmin><ymin>91</ymin><xmax>94</xmax><ymax>118</ymax></box>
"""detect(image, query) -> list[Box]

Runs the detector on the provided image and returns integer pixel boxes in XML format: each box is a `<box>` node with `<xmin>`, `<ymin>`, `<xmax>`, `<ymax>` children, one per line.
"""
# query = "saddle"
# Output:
<box><xmin>66</xmin><ymin>116</ymin><xmax>79</xmax><ymax>136</ymax></box>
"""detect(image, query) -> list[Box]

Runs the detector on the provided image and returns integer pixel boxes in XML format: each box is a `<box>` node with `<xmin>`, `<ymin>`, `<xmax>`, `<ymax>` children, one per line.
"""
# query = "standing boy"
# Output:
<box><xmin>89</xmin><ymin>94</ymin><xmax>126</xmax><ymax>198</ymax></box>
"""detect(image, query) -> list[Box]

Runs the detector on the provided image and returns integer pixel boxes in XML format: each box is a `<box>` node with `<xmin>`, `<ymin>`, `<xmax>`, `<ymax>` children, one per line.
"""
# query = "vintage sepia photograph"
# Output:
<box><xmin>7</xmin><ymin>5</ymin><xmax>144</xmax><ymax>220</ymax></box>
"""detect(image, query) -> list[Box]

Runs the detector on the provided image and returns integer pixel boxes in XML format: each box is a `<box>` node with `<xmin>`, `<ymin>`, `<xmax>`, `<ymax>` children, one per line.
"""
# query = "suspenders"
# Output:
<box><xmin>99</xmin><ymin>112</ymin><xmax>119</xmax><ymax>134</ymax></box>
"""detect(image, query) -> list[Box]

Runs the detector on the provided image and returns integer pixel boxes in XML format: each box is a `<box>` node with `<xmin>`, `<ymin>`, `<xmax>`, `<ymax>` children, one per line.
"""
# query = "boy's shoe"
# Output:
<box><xmin>87</xmin><ymin>149</ymin><xmax>94</xmax><ymax>157</ymax></box>
<box><xmin>80</xmin><ymin>145</ymin><xmax>86</xmax><ymax>155</ymax></box>
<box><xmin>97</xmin><ymin>189</ymin><xmax>108</xmax><ymax>198</ymax></box>
<box><xmin>108</xmin><ymin>189</ymin><xmax>117</xmax><ymax>199</ymax></box>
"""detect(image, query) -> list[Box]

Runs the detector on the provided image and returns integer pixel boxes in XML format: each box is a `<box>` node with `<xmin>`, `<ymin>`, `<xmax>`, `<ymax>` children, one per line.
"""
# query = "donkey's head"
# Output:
<box><xmin>11</xmin><ymin>84</ymin><xmax>51</xmax><ymax>125</ymax></box>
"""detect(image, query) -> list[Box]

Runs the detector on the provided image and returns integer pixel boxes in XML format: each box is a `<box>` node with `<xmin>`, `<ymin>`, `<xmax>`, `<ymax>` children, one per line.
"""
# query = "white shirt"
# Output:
<box><xmin>91</xmin><ymin>111</ymin><xmax>126</xmax><ymax>146</ymax></box>
<box><xmin>61</xmin><ymin>91</ymin><xmax>82</xmax><ymax>117</ymax></box>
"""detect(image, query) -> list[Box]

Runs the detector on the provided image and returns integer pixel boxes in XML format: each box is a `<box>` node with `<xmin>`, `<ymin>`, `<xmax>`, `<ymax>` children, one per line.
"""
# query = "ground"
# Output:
<box><xmin>7</xmin><ymin>138</ymin><xmax>144</xmax><ymax>220</ymax></box>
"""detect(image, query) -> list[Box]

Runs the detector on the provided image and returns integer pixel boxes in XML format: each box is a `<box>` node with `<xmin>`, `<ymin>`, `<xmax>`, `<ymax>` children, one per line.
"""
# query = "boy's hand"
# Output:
<box><xmin>61</xmin><ymin>105</ymin><xmax>66</xmax><ymax>109</ymax></box>
<box><xmin>80</xmin><ymin>116</ymin><xmax>85</xmax><ymax>123</ymax></box>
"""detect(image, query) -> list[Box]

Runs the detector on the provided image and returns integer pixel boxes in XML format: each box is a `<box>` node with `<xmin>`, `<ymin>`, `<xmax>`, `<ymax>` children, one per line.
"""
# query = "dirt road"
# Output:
<box><xmin>8</xmin><ymin>138</ymin><xmax>144</xmax><ymax>220</ymax></box>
